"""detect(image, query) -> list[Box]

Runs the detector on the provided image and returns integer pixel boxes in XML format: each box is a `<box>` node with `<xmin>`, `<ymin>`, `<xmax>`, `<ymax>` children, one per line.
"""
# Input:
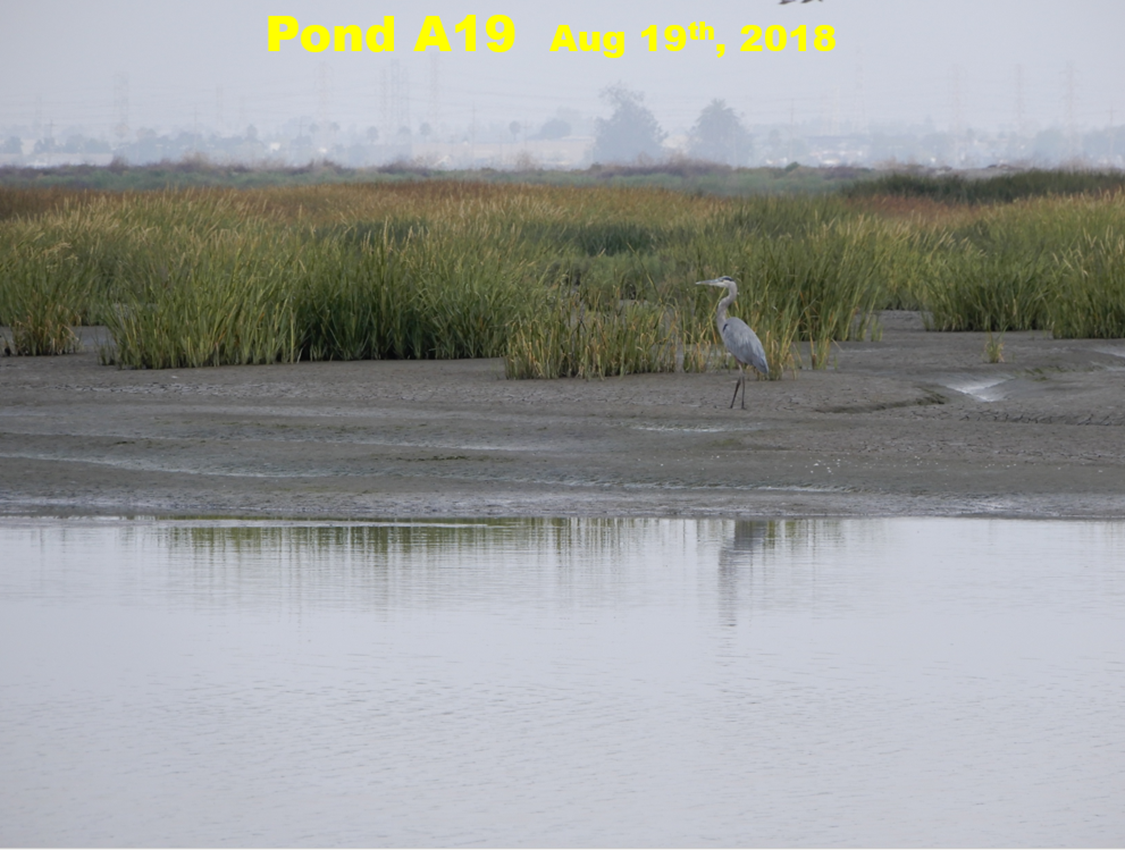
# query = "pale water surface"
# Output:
<box><xmin>1</xmin><ymin>517</ymin><xmax>1123</xmax><ymax>847</ymax></box>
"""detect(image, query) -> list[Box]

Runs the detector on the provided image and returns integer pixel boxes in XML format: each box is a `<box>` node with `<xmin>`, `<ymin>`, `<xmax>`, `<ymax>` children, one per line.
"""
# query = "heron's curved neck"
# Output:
<box><xmin>715</xmin><ymin>282</ymin><xmax>738</xmax><ymax>327</ymax></box>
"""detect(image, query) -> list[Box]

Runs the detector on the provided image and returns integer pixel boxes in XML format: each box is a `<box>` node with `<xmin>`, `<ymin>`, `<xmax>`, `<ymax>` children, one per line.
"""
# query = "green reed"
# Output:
<box><xmin>2</xmin><ymin>177</ymin><xmax>1123</xmax><ymax>378</ymax></box>
<box><xmin>103</xmin><ymin>245</ymin><xmax>299</xmax><ymax>369</ymax></box>
<box><xmin>916</xmin><ymin>193</ymin><xmax>1125</xmax><ymax>336</ymax></box>
<box><xmin>504</xmin><ymin>286</ymin><xmax>686</xmax><ymax>380</ymax></box>
<box><xmin>1051</xmin><ymin>228</ymin><xmax>1125</xmax><ymax>339</ymax></box>
<box><xmin>293</xmin><ymin>220</ymin><xmax>535</xmax><ymax>362</ymax></box>
<box><xmin>844</xmin><ymin>169</ymin><xmax>1125</xmax><ymax>204</ymax></box>
<box><xmin>0</xmin><ymin>263</ymin><xmax>81</xmax><ymax>355</ymax></box>
<box><xmin>671</xmin><ymin>210</ymin><xmax>898</xmax><ymax>377</ymax></box>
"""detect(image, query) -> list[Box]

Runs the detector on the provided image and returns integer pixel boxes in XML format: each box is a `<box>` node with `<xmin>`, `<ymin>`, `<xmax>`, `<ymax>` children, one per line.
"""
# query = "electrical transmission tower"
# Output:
<box><xmin>852</xmin><ymin>54</ymin><xmax>867</xmax><ymax>133</ymax></box>
<box><xmin>1014</xmin><ymin>64</ymin><xmax>1026</xmax><ymax>136</ymax></box>
<box><xmin>429</xmin><ymin>52</ymin><xmax>442</xmax><ymax>129</ymax></box>
<box><xmin>316</xmin><ymin>62</ymin><xmax>334</xmax><ymax>146</ymax></box>
<box><xmin>215</xmin><ymin>86</ymin><xmax>225</xmax><ymax>135</ymax></box>
<box><xmin>950</xmin><ymin>65</ymin><xmax>964</xmax><ymax>164</ymax></box>
<box><xmin>381</xmin><ymin>59</ymin><xmax>410</xmax><ymax>144</ymax></box>
<box><xmin>1063</xmin><ymin>61</ymin><xmax>1078</xmax><ymax>160</ymax></box>
<box><xmin>113</xmin><ymin>73</ymin><xmax>129</xmax><ymax>145</ymax></box>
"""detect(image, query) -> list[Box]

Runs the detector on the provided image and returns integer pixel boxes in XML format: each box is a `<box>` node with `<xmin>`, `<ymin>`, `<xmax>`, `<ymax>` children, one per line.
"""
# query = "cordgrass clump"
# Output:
<box><xmin>844</xmin><ymin>169</ymin><xmax>1125</xmax><ymax>204</ymax></box>
<box><xmin>918</xmin><ymin>193</ymin><xmax>1125</xmax><ymax>336</ymax></box>
<box><xmin>2</xmin><ymin>170</ymin><xmax>1123</xmax><ymax>379</ymax></box>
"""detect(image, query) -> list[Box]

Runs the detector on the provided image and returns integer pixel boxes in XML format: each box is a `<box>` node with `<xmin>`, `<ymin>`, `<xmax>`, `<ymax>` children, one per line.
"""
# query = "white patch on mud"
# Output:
<box><xmin>940</xmin><ymin>375</ymin><xmax>1011</xmax><ymax>401</ymax></box>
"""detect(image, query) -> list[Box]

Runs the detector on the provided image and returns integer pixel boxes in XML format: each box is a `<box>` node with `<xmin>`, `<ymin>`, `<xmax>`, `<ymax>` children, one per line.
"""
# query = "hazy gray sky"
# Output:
<box><xmin>1</xmin><ymin>0</ymin><xmax>1122</xmax><ymax>137</ymax></box>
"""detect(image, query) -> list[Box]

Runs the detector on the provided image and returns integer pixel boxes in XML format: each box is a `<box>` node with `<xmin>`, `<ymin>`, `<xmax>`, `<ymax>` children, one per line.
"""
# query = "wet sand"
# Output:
<box><xmin>2</xmin><ymin>313</ymin><xmax>1124</xmax><ymax>519</ymax></box>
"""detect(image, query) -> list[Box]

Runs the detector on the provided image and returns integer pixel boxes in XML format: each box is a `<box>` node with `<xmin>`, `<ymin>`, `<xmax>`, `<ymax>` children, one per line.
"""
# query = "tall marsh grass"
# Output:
<box><xmin>0</xmin><ymin>237</ymin><xmax>83</xmax><ymax>354</ymax></box>
<box><xmin>504</xmin><ymin>291</ymin><xmax>681</xmax><ymax>380</ymax></box>
<box><xmin>843</xmin><ymin>169</ymin><xmax>1125</xmax><ymax>204</ymax></box>
<box><xmin>672</xmin><ymin>208</ymin><xmax>898</xmax><ymax>376</ymax></box>
<box><xmin>918</xmin><ymin>193</ymin><xmax>1125</xmax><ymax>334</ymax></box>
<box><xmin>2</xmin><ymin>175</ymin><xmax>1123</xmax><ymax>380</ymax></box>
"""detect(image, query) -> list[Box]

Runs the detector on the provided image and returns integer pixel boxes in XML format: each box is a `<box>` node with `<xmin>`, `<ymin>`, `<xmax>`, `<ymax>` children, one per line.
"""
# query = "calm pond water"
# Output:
<box><xmin>1</xmin><ymin>516</ymin><xmax>1123</xmax><ymax>847</ymax></box>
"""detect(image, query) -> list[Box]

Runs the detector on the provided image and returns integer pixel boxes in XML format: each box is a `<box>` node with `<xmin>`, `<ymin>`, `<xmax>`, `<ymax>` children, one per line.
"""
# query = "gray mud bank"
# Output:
<box><xmin>2</xmin><ymin>313</ymin><xmax>1124</xmax><ymax>519</ymax></box>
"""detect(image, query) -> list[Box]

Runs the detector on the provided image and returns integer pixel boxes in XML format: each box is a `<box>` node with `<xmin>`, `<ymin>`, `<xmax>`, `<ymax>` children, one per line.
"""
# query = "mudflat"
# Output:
<box><xmin>2</xmin><ymin>313</ymin><xmax>1123</xmax><ymax>519</ymax></box>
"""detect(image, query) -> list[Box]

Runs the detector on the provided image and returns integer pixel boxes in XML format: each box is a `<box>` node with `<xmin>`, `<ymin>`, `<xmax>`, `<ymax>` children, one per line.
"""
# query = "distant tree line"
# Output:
<box><xmin>590</xmin><ymin>84</ymin><xmax>754</xmax><ymax>166</ymax></box>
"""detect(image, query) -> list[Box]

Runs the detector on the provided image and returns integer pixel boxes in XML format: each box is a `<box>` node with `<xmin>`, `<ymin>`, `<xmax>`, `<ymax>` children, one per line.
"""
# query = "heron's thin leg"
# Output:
<box><xmin>740</xmin><ymin>367</ymin><xmax>747</xmax><ymax>409</ymax></box>
<box><xmin>730</xmin><ymin>367</ymin><xmax>743</xmax><ymax>409</ymax></box>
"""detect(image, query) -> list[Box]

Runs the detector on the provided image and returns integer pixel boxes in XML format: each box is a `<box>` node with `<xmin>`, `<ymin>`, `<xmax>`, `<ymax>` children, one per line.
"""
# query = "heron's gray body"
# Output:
<box><xmin>696</xmin><ymin>276</ymin><xmax>769</xmax><ymax>408</ymax></box>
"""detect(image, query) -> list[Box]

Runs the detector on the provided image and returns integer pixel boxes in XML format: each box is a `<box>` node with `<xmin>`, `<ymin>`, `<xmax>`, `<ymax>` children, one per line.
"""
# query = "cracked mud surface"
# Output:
<box><xmin>2</xmin><ymin>313</ymin><xmax>1123</xmax><ymax>519</ymax></box>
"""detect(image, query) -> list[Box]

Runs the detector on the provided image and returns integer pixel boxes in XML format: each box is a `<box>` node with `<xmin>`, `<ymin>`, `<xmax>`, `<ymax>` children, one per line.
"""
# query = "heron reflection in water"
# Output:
<box><xmin>716</xmin><ymin>520</ymin><xmax>778</xmax><ymax>628</ymax></box>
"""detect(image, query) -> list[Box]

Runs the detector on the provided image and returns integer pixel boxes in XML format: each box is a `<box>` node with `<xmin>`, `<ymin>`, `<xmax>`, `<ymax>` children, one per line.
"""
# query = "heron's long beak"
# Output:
<box><xmin>695</xmin><ymin>278</ymin><xmax>725</xmax><ymax>287</ymax></box>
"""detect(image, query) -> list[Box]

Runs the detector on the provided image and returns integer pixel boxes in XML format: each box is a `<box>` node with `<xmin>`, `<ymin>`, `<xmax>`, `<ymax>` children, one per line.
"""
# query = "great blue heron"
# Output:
<box><xmin>696</xmin><ymin>276</ymin><xmax>769</xmax><ymax>409</ymax></box>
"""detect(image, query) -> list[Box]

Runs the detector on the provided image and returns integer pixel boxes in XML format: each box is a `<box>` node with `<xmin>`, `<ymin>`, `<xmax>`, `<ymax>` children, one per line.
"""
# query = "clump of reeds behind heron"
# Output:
<box><xmin>2</xmin><ymin>176</ymin><xmax>1124</xmax><ymax>379</ymax></box>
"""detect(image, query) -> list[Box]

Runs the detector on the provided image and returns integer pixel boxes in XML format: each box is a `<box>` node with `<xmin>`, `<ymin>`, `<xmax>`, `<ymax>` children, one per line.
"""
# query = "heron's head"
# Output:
<box><xmin>695</xmin><ymin>276</ymin><xmax>738</xmax><ymax>289</ymax></box>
